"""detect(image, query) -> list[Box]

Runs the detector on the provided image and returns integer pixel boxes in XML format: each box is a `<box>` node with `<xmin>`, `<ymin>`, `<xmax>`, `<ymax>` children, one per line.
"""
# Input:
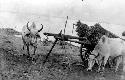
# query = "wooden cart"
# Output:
<box><xmin>43</xmin><ymin>21</ymin><xmax>122</xmax><ymax>65</ymax></box>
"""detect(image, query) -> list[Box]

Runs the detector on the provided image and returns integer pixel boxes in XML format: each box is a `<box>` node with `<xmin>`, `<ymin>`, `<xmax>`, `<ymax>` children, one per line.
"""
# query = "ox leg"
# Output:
<box><xmin>108</xmin><ymin>57</ymin><xmax>113</xmax><ymax>68</ymax></box>
<box><xmin>22</xmin><ymin>44</ymin><xmax>27</xmax><ymax>56</ymax></box>
<box><xmin>102</xmin><ymin>56</ymin><xmax>109</xmax><ymax>72</ymax></box>
<box><xmin>23</xmin><ymin>45</ymin><xmax>25</xmax><ymax>50</ymax></box>
<box><xmin>115</xmin><ymin>56</ymin><xmax>122</xmax><ymax>72</ymax></box>
<box><xmin>33</xmin><ymin>46</ymin><xmax>37</xmax><ymax>55</ymax></box>
<box><xmin>22</xmin><ymin>43</ymin><xmax>26</xmax><ymax>50</ymax></box>
<box><xmin>120</xmin><ymin>56</ymin><xmax>125</xmax><ymax>80</ymax></box>
<box><xmin>95</xmin><ymin>59</ymin><xmax>100</xmax><ymax>72</ymax></box>
<box><xmin>97</xmin><ymin>59</ymin><xmax>103</xmax><ymax>72</ymax></box>
<box><xmin>22</xmin><ymin>37</ymin><xmax>25</xmax><ymax>50</ymax></box>
<box><xmin>96</xmin><ymin>56</ymin><xmax>104</xmax><ymax>72</ymax></box>
<box><xmin>31</xmin><ymin>46</ymin><xmax>37</xmax><ymax>61</ymax></box>
<box><xmin>27</xmin><ymin>45</ymin><xmax>30</xmax><ymax>56</ymax></box>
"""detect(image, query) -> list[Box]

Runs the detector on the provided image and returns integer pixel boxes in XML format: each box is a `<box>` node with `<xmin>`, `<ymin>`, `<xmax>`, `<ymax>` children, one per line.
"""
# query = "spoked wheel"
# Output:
<box><xmin>80</xmin><ymin>44</ymin><xmax>87</xmax><ymax>61</ymax></box>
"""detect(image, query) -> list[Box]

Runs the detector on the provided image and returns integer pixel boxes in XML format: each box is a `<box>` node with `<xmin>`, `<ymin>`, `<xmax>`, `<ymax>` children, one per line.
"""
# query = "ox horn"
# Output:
<box><xmin>26</xmin><ymin>21</ymin><xmax>30</xmax><ymax>31</ymax></box>
<box><xmin>37</xmin><ymin>24</ymin><xmax>43</xmax><ymax>32</ymax></box>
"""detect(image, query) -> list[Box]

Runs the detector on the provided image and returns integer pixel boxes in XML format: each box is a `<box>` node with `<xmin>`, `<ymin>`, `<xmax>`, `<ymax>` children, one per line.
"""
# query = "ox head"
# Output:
<box><xmin>26</xmin><ymin>22</ymin><xmax>43</xmax><ymax>35</ymax></box>
<box><xmin>26</xmin><ymin>22</ymin><xmax>44</xmax><ymax>43</ymax></box>
<box><xmin>87</xmin><ymin>50</ymin><xmax>98</xmax><ymax>71</ymax></box>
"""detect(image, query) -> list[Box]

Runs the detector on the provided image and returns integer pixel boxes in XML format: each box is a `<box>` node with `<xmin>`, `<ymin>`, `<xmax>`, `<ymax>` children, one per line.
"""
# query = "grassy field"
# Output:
<box><xmin>0</xmin><ymin>28</ymin><xmax>123</xmax><ymax>80</ymax></box>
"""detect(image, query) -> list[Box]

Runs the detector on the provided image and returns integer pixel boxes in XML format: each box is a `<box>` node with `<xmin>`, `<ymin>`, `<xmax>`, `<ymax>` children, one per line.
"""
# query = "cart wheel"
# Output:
<box><xmin>80</xmin><ymin>44</ymin><xmax>86</xmax><ymax>62</ymax></box>
<box><xmin>79</xmin><ymin>44</ymin><xmax>89</xmax><ymax>68</ymax></box>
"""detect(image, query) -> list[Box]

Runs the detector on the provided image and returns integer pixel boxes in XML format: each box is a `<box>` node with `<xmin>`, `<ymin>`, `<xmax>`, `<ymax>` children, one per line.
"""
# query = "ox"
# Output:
<box><xmin>22</xmin><ymin>22</ymin><xmax>43</xmax><ymax>56</ymax></box>
<box><xmin>87</xmin><ymin>35</ymin><xmax>125</xmax><ymax>76</ymax></box>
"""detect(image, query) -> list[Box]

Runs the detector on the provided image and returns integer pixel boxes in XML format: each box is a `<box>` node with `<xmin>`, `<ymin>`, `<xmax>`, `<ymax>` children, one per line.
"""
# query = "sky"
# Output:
<box><xmin>0</xmin><ymin>0</ymin><xmax>125</xmax><ymax>39</ymax></box>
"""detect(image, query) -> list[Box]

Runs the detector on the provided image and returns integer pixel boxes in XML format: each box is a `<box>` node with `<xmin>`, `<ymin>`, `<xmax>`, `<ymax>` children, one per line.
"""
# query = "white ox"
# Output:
<box><xmin>22</xmin><ymin>22</ymin><xmax>43</xmax><ymax>55</ymax></box>
<box><xmin>87</xmin><ymin>35</ymin><xmax>125</xmax><ymax>74</ymax></box>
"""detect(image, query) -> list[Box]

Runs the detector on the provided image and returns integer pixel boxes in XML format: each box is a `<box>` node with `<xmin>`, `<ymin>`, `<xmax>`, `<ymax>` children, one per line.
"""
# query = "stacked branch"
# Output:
<box><xmin>75</xmin><ymin>20</ymin><xmax>119</xmax><ymax>51</ymax></box>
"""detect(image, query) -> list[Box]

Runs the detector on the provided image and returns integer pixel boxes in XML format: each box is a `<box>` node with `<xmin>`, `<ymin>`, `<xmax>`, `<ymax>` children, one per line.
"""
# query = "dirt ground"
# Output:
<box><xmin>0</xmin><ymin>29</ymin><xmax>124</xmax><ymax>80</ymax></box>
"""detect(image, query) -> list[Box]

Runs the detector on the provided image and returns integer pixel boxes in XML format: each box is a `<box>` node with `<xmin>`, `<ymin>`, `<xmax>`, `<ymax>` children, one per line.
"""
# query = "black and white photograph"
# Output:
<box><xmin>0</xmin><ymin>0</ymin><xmax>125</xmax><ymax>80</ymax></box>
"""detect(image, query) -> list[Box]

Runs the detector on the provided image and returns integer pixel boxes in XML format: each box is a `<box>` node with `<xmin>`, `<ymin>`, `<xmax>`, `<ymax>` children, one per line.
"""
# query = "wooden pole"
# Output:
<box><xmin>43</xmin><ymin>32</ymin><xmax>88</xmax><ymax>40</ymax></box>
<box><xmin>43</xmin><ymin>39</ymin><xmax>58</xmax><ymax>64</ymax></box>
<box><xmin>80</xmin><ymin>44</ymin><xmax>84</xmax><ymax>61</ymax></box>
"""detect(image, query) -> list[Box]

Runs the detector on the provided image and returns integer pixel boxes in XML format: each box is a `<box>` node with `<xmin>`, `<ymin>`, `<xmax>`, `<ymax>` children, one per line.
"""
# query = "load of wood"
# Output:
<box><xmin>74</xmin><ymin>20</ymin><xmax>119</xmax><ymax>52</ymax></box>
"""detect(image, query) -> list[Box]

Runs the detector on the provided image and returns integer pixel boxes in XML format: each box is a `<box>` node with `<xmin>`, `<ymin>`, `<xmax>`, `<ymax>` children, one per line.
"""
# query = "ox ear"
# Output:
<box><xmin>101</xmin><ymin>35</ymin><xmax>107</xmax><ymax>44</ymax></box>
<box><xmin>26</xmin><ymin>22</ymin><xmax>30</xmax><ymax>31</ymax></box>
<box><xmin>37</xmin><ymin>24</ymin><xmax>43</xmax><ymax>32</ymax></box>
